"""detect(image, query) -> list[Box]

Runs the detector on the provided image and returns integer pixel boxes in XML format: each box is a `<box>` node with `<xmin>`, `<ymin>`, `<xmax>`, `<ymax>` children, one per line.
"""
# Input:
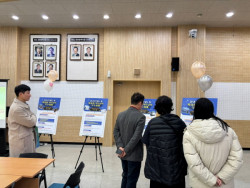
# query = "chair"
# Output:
<box><xmin>49</xmin><ymin>162</ymin><xmax>85</xmax><ymax>188</ymax></box>
<box><xmin>19</xmin><ymin>152</ymin><xmax>48</xmax><ymax>188</ymax></box>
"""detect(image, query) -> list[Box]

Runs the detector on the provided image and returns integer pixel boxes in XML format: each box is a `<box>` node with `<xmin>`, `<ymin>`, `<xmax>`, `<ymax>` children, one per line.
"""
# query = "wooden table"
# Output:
<box><xmin>0</xmin><ymin>157</ymin><xmax>55</xmax><ymax>187</ymax></box>
<box><xmin>0</xmin><ymin>175</ymin><xmax>22</xmax><ymax>188</ymax></box>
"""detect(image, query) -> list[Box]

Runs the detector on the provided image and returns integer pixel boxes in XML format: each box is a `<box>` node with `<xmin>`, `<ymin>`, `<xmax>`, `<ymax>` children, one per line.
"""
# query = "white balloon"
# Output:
<box><xmin>44</xmin><ymin>79</ymin><xmax>53</xmax><ymax>92</ymax></box>
<box><xmin>198</xmin><ymin>75</ymin><xmax>213</xmax><ymax>92</ymax></box>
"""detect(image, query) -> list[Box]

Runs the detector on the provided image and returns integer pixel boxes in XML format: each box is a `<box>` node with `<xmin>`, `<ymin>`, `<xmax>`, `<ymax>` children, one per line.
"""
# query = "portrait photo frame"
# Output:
<box><xmin>45</xmin><ymin>61</ymin><xmax>57</xmax><ymax>77</ymax></box>
<box><xmin>33</xmin><ymin>44</ymin><xmax>44</xmax><ymax>60</ymax></box>
<box><xmin>29</xmin><ymin>34</ymin><xmax>61</xmax><ymax>81</ymax></box>
<box><xmin>45</xmin><ymin>45</ymin><xmax>57</xmax><ymax>60</ymax></box>
<box><xmin>70</xmin><ymin>44</ymin><xmax>81</xmax><ymax>61</ymax></box>
<box><xmin>83</xmin><ymin>44</ymin><xmax>95</xmax><ymax>61</ymax></box>
<box><xmin>67</xmin><ymin>34</ymin><xmax>99</xmax><ymax>81</ymax></box>
<box><xmin>32</xmin><ymin>61</ymin><xmax>44</xmax><ymax>77</ymax></box>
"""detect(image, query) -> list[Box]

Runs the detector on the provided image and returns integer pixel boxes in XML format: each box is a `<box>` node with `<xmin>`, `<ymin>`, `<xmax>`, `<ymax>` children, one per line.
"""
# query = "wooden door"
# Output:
<box><xmin>112</xmin><ymin>81</ymin><xmax>161</xmax><ymax>143</ymax></box>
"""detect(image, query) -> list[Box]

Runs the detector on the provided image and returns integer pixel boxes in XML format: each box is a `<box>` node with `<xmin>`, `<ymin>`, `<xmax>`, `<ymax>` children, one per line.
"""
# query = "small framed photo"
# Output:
<box><xmin>33</xmin><ymin>44</ymin><xmax>44</xmax><ymax>60</ymax></box>
<box><xmin>45</xmin><ymin>45</ymin><xmax>57</xmax><ymax>60</ymax></box>
<box><xmin>83</xmin><ymin>44</ymin><xmax>94</xmax><ymax>61</ymax></box>
<box><xmin>70</xmin><ymin>44</ymin><xmax>81</xmax><ymax>60</ymax></box>
<box><xmin>45</xmin><ymin>61</ymin><xmax>57</xmax><ymax>76</ymax></box>
<box><xmin>32</xmin><ymin>61</ymin><xmax>44</xmax><ymax>77</ymax></box>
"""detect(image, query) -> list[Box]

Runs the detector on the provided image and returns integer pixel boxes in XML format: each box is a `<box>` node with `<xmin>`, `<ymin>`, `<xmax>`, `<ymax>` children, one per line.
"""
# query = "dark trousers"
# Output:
<box><xmin>121</xmin><ymin>160</ymin><xmax>141</xmax><ymax>188</ymax></box>
<box><xmin>150</xmin><ymin>179</ymin><xmax>185</xmax><ymax>188</ymax></box>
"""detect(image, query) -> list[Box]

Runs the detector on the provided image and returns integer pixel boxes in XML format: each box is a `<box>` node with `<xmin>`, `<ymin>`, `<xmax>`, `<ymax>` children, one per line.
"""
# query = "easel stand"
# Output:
<box><xmin>75</xmin><ymin>136</ymin><xmax>104</xmax><ymax>172</ymax></box>
<box><xmin>39</xmin><ymin>134</ymin><xmax>55</xmax><ymax>167</ymax></box>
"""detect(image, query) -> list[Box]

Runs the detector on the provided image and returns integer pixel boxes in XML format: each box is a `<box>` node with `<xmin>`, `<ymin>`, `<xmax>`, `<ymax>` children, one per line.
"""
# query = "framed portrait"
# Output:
<box><xmin>30</xmin><ymin>34</ymin><xmax>61</xmax><ymax>81</ymax></box>
<box><xmin>70</xmin><ymin>44</ymin><xmax>81</xmax><ymax>61</ymax></box>
<box><xmin>67</xmin><ymin>34</ymin><xmax>99</xmax><ymax>81</ymax></box>
<box><xmin>83</xmin><ymin>44</ymin><xmax>95</xmax><ymax>61</ymax></box>
<box><xmin>45</xmin><ymin>45</ymin><xmax>57</xmax><ymax>60</ymax></box>
<box><xmin>32</xmin><ymin>61</ymin><xmax>44</xmax><ymax>77</ymax></box>
<box><xmin>45</xmin><ymin>61</ymin><xmax>57</xmax><ymax>77</ymax></box>
<box><xmin>33</xmin><ymin>44</ymin><xmax>44</xmax><ymax>60</ymax></box>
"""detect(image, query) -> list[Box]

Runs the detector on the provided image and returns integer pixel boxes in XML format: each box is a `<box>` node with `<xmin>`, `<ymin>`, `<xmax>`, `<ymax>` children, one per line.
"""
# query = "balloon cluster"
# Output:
<box><xmin>191</xmin><ymin>61</ymin><xmax>213</xmax><ymax>92</ymax></box>
<box><xmin>44</xmin><ymin>70</ymin><xmax>59</xmax><ymax>92</ymax></box>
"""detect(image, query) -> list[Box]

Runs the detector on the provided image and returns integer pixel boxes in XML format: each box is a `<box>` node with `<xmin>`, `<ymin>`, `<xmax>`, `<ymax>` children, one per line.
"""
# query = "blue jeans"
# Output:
<box><xmin>121</xmin><ymin>160</ymin><xmax>141</xmax><ymax>188</ymax></box>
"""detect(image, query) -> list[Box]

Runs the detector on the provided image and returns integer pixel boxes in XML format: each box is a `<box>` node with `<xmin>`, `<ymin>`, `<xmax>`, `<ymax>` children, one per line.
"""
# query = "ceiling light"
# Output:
<box><xmin>226</xmin><ymin>12</ymin><xmax>234</xmax><ymax>17</ymax></box>
<box><xmin>135</xmin><ymin>13</ymin><xmax>141</xmax><ymax>19</ymax></box>
<box><xmin>103</xmin><ymin>14</ymin><xmax>109</xmax><ymax>20</ymax></box>
<box><xmin>73</xmin><ymin>14</ymin><xmax>79</xmax><ymax>20</ymax></box>
<box><xmin>166</xmin><ymin>12</ymin><xmax>173</xmax><ymax>18</ymax></box>
<box><xmin>42</xmin><ymin>15</ymin><xmax>49</xmax><ymax>20</ymax></box>
<box><xmin>12</xmin><ymin>15</ymin><xmax>19</xmax><ymax>20</ymax></box>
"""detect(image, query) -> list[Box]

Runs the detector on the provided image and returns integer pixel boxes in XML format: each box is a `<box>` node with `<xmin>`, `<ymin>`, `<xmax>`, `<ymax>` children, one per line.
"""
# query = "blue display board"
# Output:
<box><xmin>181</xmin><ymin>98</ymin><xmax>218</xmax><ymax>125</ymax></box>
<box><xmin>80</xmin><ymin>98</ymin><xmax>108</xmax><ymax>137</ymax></box>
<box><xmin>36</xmin><ymin>97</ymin><xmax>61</xmax><ymax>135</ymax></box>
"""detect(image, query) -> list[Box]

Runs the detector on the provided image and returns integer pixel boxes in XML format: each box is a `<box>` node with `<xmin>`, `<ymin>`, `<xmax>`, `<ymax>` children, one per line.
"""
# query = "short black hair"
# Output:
<box><xmin>87</xmin><ymin>47</ymin><xmax>91</xmax><ymax>50</ymax></box>
<box><xmin>131</xmin><ymin>92</ymin><xmax>144</xmax><ymax>105</ymax></box>
<box><xmin>154</xmin><ymin>95</ymin><xmax>173</xmax><ymax>115</ymax></box>
<box><xmin>14</xmin><ymin>84</ymin><xmax>31</xmax><ymax>97</ymax></box>
<box><xmin>49</xmin><ymin>64</ymin><xmax>53</xmax><ymax>67</ymax></box>
<box><xmin>74</xmin><ymin>46</ymin><xmax>78</xmax><ymax>50</ymax></box>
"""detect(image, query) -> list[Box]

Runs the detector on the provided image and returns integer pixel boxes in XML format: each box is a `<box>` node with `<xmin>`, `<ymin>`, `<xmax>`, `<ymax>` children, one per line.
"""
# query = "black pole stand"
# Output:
<box><xmin>97</xmin><ymin>137</ymin><xmax>104</xmax><ymax>172</ymax></box>
<box><xmin>49</xmin><ymin>134</ymin><xmax>55</xmax><ymax>167</ymax></box>
<box><xmin>75</xmin><ymin>136</ymin><xmax>88</xmax><ymax>169</ymax></box>
<box><xmin>75</xmin><ymin>136</ymin><xmax>104</xmax><ymax>172</ymax></box>
<box><xmin>39</xmin><ymin>134</ymin><xmax>55</xmax><ymax>167</ymax></box>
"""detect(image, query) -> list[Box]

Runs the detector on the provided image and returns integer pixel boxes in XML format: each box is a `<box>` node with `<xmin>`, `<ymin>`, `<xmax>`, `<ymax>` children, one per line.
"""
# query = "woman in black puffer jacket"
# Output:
<box><xmin>142</xmin><ymin>95</ymin><xmax>187</xmax><ymax>188</ymax></box>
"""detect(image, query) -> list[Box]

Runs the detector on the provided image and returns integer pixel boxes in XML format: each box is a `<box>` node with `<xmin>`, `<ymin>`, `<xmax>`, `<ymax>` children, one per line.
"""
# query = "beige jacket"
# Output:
<box><xmin>8</xmin><ymin>98</ymin><xmax>37</xmax><ymax>157</ymax></box>
<box><xmin>183</xmin><ymin>118</ymin><xmax>243</xmax><ymax>188</ymax></box>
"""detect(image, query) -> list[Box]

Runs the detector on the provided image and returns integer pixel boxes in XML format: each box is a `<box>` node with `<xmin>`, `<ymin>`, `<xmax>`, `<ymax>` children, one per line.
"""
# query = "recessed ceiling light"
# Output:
<box><xmin>12</xmin><ymin>15</ymin><xmax>19</xmax><ymax>20</ymax></box>
<box><xmin>42</xmin><ymin>15</ymin><xmax>49</xmax><ymax>20</ymax></box>
<box><xmin>226</xmin><ymin>12</ymin><xmax>234</xmax><ymax>17</ymax></box>
<box><xmin>166</xmin><ymin>12</ymin><xmax>173</xmax><ymax>18</ymax></box>
<box><xmin>103</xmin><ymin>14</ymin><xmax>109</xmax><ymax>20</ymax></box>
<box><xmin>73</xmin><ymin>14</ymin><xmax>79</xmax><ymax>20</ymax></box>
<box><xmin>135</xmin><ymin>13</ymin><xmax>141</xmax><ymax>19</ymax></box>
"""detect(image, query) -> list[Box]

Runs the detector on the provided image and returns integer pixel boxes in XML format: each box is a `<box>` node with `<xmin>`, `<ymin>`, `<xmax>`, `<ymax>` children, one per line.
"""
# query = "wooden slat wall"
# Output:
<box><xmin>206</xmin><ymin>28</ymin><xmax>250</xmax><ymax>147</ymax></box>
<box><xmin>176</xmin><ymin>25</ymin><xmax>205</xmax><ymax>115</ymax></box>
<box><xmin>104</xmin><ymin>27</ymin><xmax>172</xmax><ymax>146</ymax></box>
<box><xmin>0</xmin><ymin>27</ymin><xmax>20</xmax><ymax>106</ymax></box>
<box><xmin>171</xmin><ymin>27</ymin><xmax>178</xmax><ymax>82</ymax></box>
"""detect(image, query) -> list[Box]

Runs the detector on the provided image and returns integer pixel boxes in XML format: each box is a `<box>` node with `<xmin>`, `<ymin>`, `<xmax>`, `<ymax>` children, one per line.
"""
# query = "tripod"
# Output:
<box><xmin>39</xmin><ymin>134</ymin><xmax>55</xmax><ymax>167</ymax></box>
<box><xmin>75</xmin><ymin>136</ymin><xmax>104</xmax><ymax>172</ymax></box>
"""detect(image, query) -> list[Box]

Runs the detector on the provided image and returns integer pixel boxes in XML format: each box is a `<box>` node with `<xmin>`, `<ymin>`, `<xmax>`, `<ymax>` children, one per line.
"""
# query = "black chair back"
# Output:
<box><xmin>63</xmin><ymin>162</ymin><xmax>85</xmax><ymax>188</ymax></box>
<box><xmin>19</xmin><ymin>152</ymin><xmax>48</xmax><ymax>159</ymax></box>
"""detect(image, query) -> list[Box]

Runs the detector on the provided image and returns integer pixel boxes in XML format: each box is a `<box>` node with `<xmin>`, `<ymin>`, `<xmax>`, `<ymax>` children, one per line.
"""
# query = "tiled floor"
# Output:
<box><xmin>37</xmin><ymin>144</ymin><xmax>250</xmax><ymax>188</ymax></box>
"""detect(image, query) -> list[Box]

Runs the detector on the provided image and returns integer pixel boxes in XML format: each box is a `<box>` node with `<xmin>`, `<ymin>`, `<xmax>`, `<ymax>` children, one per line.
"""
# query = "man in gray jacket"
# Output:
<box><xmin>8</xmin><ymin>84</ymin><xmax>37</xmax><ymax>157</ymax></box>
<box><xmin>114</xmin><ymin>92</ymin><xmax>146</xmax><ymax>188</ymax></box>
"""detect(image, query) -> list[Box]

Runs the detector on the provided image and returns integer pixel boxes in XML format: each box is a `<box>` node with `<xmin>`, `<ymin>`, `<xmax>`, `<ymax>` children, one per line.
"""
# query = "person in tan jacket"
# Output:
<box><xmin>8</xmin><ymin>84</ymin><xmax>37</xmax><ymax>157</ymax></box>
<box><xmin>183</xmin><ymin>98</ymin><xmax>243</xmax><ymax>188</ymax></box>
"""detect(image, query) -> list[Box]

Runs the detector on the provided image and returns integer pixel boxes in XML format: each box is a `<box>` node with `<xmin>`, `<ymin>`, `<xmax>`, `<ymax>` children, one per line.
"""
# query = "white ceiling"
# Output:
<box><xmin>0</xmin><ymin>0</ymin><xmax>250</xmax><ymax>28</ymax></box>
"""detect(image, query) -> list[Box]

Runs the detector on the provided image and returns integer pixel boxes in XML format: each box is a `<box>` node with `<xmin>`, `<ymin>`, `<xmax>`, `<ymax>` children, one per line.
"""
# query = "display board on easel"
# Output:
<box><xmin>36</xmin><ymin>97</ymin><xmax>61</xmax><ymax>135</ymax></box>
<box><xmin>79</xmin><ymin>98</ymin><xmax>108</xmax><ymax>138</ymax></box>
<box><xmin>76</xmin><ymin>98</ymin><xmax>108</xmax><ymax>172</ymax></box>
<box><xmin>36</xmin><ymin>97</ymin><xmax>61</xmax><ymax>167</ymax></box>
